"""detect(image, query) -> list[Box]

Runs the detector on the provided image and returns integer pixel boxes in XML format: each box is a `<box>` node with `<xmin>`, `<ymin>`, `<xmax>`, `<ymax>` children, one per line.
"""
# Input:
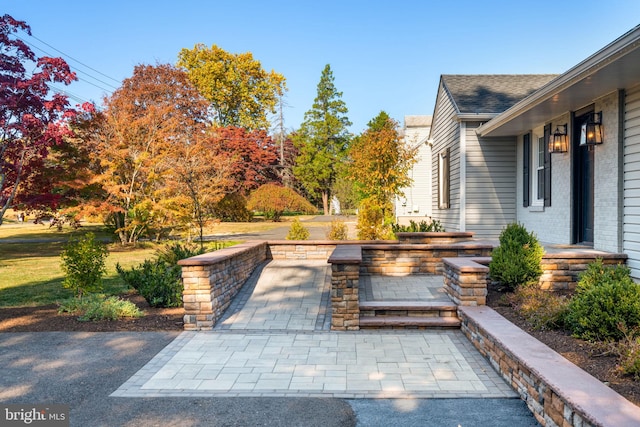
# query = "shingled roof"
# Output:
<box><xmin>441</xmin><ymin>74</ymin><xmax>558</xmax><ymax>114</ymax></box>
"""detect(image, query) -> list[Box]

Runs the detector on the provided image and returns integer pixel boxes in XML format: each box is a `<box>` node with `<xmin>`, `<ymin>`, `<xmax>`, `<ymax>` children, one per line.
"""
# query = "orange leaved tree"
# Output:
<box><xmin>246</xmin><ymin>184</ymin><xmax>316</xmax><ymax>221</ymax></box>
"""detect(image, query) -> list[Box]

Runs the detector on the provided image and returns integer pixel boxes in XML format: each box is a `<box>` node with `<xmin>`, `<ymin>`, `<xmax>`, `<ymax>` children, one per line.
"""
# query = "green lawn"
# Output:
<box><xmin>0</xmin><ymin>214</ymin><xmax>328</xmax><ymax>308</ymax></box>
<box><xmin>0</xmin><ymin>239</ymin><xmax>157</xmax><ymax>307</ymax></box>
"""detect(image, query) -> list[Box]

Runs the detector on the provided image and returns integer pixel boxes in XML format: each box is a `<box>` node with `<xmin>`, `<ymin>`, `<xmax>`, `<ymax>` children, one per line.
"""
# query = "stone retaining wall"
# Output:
<box><xmin>540</xmin><ymin>253</ymin><xmax>627</xmax><ymax>290</ymax></box>
<box><xmin>179</xmin><ymin>242</ymin><xmax>267</xmax><ymax>330</ymax></box>
<box><xmin>459</xmin><ymin>306</ymin><xmax>640</xmax><ymax>427</ymax></box>
<box><xmin>361</xmin><ymin>243</ymin><xmax>492</xmax><ymax>275</ymax></box>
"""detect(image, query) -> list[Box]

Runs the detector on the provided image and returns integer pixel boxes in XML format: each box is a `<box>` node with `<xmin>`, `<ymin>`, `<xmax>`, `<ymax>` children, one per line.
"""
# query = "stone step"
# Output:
<box><xmin>359</xmin><ymin>301</ymin><xmax>458</xmax><ymax>317</ymax></box>
<box><xmin>359</xmin><ymin>300</ymin><xmax>460</xmax><ymax>329</ymax></box>
<box><xmin>359</xmin><ymin>316</ymin><xmax>461</xmax><ymax>329</ymax></box>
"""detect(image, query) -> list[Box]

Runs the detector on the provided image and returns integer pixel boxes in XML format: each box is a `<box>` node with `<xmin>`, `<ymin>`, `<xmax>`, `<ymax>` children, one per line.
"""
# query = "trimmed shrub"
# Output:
<box><xmin>565</xmin><ymin>261</ymin><xmax>640</xmax><ymax>341</ymax></box>
<box><xmin>489</xmin><ymin>223</ymin><xmax>544</xmax><ymax>291</ymax></box>
<box><xmin>326</xmin><ymin>219</ymin><xmax>348</xmax><ymax>240</ymax></box>
<box><xmin>286</xmin><ymin>218</ymin><xmax>310</xmax><ymax>240</ymax></box>
<box><xmin>211</xmin><ymin>193</ymin><xmax>253</xmax><ymax>222</ymax></box>
<box><xmin>117</xmin><ymin>260</ymin><xmax>183</xmax><ymax>308</ymax></box>
<box><xmin>60</xmin><ymin>232</ymin><xmax>109</xmax><ymax>298</ymax></box>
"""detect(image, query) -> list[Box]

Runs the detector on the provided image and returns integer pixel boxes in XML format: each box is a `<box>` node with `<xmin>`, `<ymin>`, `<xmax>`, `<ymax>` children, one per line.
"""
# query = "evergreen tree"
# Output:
<box><xmin>293</xmin><ymin>64</ymin><xmax>351</xmax><ymax>215</ymax></box>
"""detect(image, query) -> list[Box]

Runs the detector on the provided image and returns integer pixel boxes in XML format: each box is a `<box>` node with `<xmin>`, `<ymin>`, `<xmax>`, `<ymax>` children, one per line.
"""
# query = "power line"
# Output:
<box><xmin>19</xmin><ymin>31</ymin><xmax>120</xmax><ymax>84</ymax></box>
<box><xmin>14</xmin><ymin>35</ymin><xmax>118</xmax><ymax>93</ymax></box>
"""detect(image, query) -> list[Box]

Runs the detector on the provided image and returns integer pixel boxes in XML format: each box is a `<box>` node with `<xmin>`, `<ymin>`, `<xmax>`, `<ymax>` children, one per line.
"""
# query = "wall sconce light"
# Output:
<box><xmin>549</xmin><ymin>124</ymin><xmax>568</xmax><ymax>153</ymax></box>
<box><xmin>580</xmin><ymin>111</ymin><xmax>603</xmax><ymax>146</ymax></box>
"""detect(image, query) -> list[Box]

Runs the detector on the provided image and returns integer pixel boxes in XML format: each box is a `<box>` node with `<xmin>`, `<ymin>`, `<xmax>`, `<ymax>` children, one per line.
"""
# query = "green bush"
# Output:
<box><xmin>565</xmin><ymin>261</ymin><xmax>640</xmax><ymax>341</ymax></box>
<box><xmin>392</xmin><ymin>219</ymin><xmax>445</xmax><ymax>233</ymax></box>
<box><xmin>489</xmin><ymin>223</ymin><xmax>544</xmax><ymax>291</ymax></box>
<box><xmin>156</xmin><ymin>242</ymin><xmax>205</xmax><ymax>265</ymax></box>
<box><xmin>507</xmin><ymin>283</ymin><xmax>569</xmax><ymax>330</ymax></box>
<box><xmin>286</xmin><ymin>218</ymin><xmax>310</xmax><ymax>240</ymax></box>
<box><xmin>117</xmin><ymin>259</ymin><xmax>183</xmax><ymax>308</ymax></box>
<box><xmin>58</xmin><ymin>294</ymin><xmax>143</xmax><ymax>321</ymax></box>
<box><xmin>326</xmin><ymin>219</ymin><xmax>348</xmax><ymax>240</ymax></box>
<box><xmin>60</xmin><ymin>232</ymin><xmax>109</xmax><ymax>298</ymax></box>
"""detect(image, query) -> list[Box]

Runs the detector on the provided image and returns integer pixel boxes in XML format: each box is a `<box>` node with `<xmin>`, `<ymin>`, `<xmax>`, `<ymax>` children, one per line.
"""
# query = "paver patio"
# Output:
<box><xmin>112</xmin><ymin>260</ymin><xmax>517</xmax><ymax>399</ymax></box>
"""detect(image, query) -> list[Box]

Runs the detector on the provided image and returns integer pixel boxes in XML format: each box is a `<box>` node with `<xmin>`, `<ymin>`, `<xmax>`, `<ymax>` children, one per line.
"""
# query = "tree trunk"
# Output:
<box><xmin>322</xmin><ymin>191</ymin><xmax>330</xmax><ymax>215</ymax></box>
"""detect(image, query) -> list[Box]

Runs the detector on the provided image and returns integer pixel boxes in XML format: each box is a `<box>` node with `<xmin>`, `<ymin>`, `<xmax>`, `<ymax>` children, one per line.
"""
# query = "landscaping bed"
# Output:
<box><xmin>486</xmin><ymin>283</ymin><xmax>640</xmax><ymax>407</ymax></box>
<box><xmin>0</xmin><ymin>293</ymin><xmax>183</xmax><ymax>332</ymax></box>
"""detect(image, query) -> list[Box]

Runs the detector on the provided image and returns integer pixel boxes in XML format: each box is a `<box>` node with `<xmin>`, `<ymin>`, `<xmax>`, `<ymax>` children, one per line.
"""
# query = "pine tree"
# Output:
<box><xmin>293</xmin><ymin>64</ymin><xmax>351</xmax><ymax>215</ymax></box>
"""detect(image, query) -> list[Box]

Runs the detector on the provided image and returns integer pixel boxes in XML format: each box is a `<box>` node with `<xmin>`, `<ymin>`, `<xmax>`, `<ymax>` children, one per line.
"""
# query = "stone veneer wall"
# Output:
<box><xmin>442</xmin><ymin>257</ymin><xmax>491</xmax><ymax>306</ymax></box>
<box><xmin>539</xmin><ymin>253</ymin><xmax>627</xmax><ymax>290</ymax></box>
<box><xmin>361</xmin><ymin>243</ymin><xmax>493</xmax><ymax>275</ymax></box>
<box><xmin>459</xmin><ymin>306</ymin><xmax>640</xmax><ymax>427</ymax></box>
<box><xmin>179</xmin><ymin>242</ymin><xmax>268</xmax><ymax>330</ymax></box>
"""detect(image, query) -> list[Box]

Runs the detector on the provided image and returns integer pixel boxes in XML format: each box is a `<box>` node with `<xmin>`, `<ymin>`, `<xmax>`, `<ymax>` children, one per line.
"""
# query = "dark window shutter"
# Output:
<box><xmin>523</xmin><ymin>133</ymin><xmax>530</xmax><ymax>207</ymax></box>
<box><xmin>543</xmin><ymin>123</ymin><xmax>552</xmax><ymax>207</ymax></box>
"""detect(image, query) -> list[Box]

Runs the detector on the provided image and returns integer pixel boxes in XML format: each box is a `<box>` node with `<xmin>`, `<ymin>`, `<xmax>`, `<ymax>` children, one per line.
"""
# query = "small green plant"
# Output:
<box><xmin>565</xmin><ymin>261</ymin><xmax>640</xmax><ymax>341</ymax></box>
<box><xmin>60</xmin><ymin>232</ymin><xmax>109</xmax><ymax>298</ymax></box>
<box><xmin>326</xmin><ymin>219</ymin><xmax>348</xmax><ymax>240</ymax></box>
<box><xmin>58</xmin><ymin>294</ymin><xmax>143</xmax><ymax>321</ymax></box>
<box><xmin>613</xmin><ymin>326</ymin><xmax>640</xmax><ymax>379</ymax></box>
<box><xmin>392</xmin><ymin>219</ymin><xmax>445</xmax><ymax>233</ymax></box>
<box><xmin>507</xmin><ymin>283</ymin><xmax>569</xmax><ymax>330</ymax></box>
<box><xmin>489</xmin><ymin>223</ymin><xmax>544</xmax><ymax>291</ymax></box>
<box><xmin>286</xmin><ymin>218</ymin><xmax>310</xmax><ymax>240</ymax></box>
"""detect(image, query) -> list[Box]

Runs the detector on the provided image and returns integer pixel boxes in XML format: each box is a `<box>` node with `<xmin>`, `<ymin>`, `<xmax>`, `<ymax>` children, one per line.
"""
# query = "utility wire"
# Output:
<box><xmin>15</xmin><ymin>35</ymin><xmax>118</xmax><ymax>93</ymax></box>
<box><xmin>19</xmin><ymin>31</ymin><xmax>120</xmax><ymax>84</ymax></box>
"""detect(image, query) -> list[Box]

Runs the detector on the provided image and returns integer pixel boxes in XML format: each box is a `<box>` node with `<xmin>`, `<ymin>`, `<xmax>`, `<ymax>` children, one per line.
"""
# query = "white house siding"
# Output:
<box><xmin>431</xmin><ymin>83</ymin><xmax>461</xmax><ymax>232</ymax></box>
<box><xmin>396</xmin><ymin>117</ymin><xmax>432</xmax><ymax>224</ymax></box>
<box><xmin>623</xmin><ymin>85</ymin><xmax>640</xmax><ymax>279</ymax></box>
<box><xmin>516</xmin><ymin>113</ymin><xmax>573</xmax><ymax>244</ymax></box>
<box><xmin>465</xmin><ymin>122</ymin><xmax>517</xmax><ymax>238</ymax></box>
<box><xmin>594</xmin><ymin>91</ymin><xmax>623</xmax><ymax>254</ymax></box>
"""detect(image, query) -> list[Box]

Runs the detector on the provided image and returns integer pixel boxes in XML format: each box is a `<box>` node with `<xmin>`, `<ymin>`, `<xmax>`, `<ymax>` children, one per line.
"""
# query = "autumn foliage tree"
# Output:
<box><xmin>349</xmin><ymin>112</ymin><xmax>417</xmax><ymax>219</ymax></box>
<box><xmin>208</xmin><ymin>126</ymin><xmax>279</xmax><ymax>194</ymax></box>
<box><xmin>177</xmin><ymin>44</ymin><xmax>286</xmax><ymax>130</ymax></box>
<box><xmin>246</xmin><ymin>183</ymin><xmax>316</xmax><ymax>221</ymax></box>
<box><xmin>89</xmin><ymin>63</ymin><xmax>216</xmax><ymax>244</ymax></box>
<box><xmin>0</xmin><ymin>15</ymin><xmax>78</xmax><ymax>224</ymax></box>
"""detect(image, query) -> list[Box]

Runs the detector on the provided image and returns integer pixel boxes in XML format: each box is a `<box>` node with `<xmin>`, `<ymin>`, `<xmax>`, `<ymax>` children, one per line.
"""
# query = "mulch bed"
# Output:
<box><xmin>486</xmin><ymin>284</ymin><xmax>640</xmax><ymax>407</ymax></box>
<box><xmin>0</xmin><ymin>293</ymin><xmax>183</xmax><ymax>333</ymax></box>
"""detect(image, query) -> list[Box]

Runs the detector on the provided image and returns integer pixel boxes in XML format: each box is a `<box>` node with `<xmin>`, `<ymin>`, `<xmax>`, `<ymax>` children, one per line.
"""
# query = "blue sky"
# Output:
<box><xmin>5</xmin><ymin>1</ymin><xmax>640</xmax><ymax>133</ymax></box>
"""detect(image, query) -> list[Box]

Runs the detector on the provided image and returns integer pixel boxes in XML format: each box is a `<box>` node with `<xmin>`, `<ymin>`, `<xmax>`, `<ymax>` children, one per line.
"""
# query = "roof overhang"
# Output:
<box><xmin>478</xmin><ymin>25</ymin><xmax>640</xmax><ymax>138</ymax></box>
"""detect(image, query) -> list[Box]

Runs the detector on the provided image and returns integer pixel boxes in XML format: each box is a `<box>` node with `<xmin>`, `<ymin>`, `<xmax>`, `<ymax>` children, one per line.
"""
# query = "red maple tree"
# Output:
<box><xmin>0</xmin><ymin>15</ymin><xmax>78</xmax><ymax>224</ymax></box>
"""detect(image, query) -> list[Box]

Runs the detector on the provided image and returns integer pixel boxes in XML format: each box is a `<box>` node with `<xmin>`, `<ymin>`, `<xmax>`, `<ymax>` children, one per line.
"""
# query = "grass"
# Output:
<box><xmin>0</xmin><ymin>239</ymin><xmax>157</xmax><ymax>308</ymax></box>
<box><xmin>0</xmin><ymin>213</ymin><xmax>342</xmax><ymax>308</ymax></box>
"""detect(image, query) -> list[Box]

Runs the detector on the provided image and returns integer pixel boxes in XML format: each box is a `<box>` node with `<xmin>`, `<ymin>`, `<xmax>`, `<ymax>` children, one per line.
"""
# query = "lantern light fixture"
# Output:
<box><xmin>580</xmin><ymin>111</ymin><xmax>603</xmax><ymax>146</ymax></box>
<box><xmin>549</xmin><ymin>124</ymin><xmax>568</xmax><ymax>153</ymax></box>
